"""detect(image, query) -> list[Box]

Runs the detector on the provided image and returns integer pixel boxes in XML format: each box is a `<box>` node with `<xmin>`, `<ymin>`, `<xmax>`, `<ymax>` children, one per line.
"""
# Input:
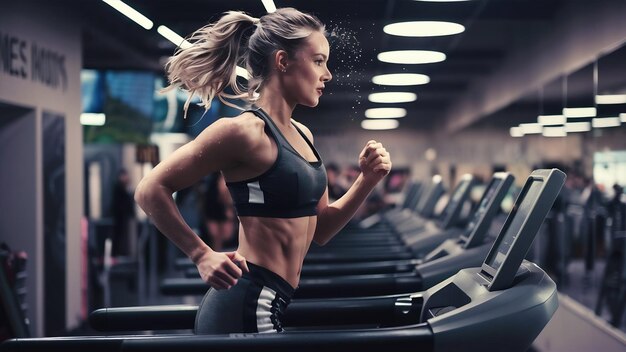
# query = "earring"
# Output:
<box><xmin>281</xmin><ymin>68</ymin><xmax>287</xmax><ymax>73</ymax></box>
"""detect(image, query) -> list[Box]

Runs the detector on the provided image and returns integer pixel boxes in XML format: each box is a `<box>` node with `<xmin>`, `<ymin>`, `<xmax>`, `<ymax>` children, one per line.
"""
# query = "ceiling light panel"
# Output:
<box><xmin>102</xmin><ymin>0</ymin><xmax>153</xmax><ymax>30</ymax></box>
<box><xmin>365</xmin><ymin>108</ymin><xmax>407</xmax><ymax>118</ymax></box>
<box><xmin>368</xmin><ymin>92</ymin><xmax>417</xmax><ymax>103</ymax></box>
<box><xmin>377</xmin><ymin>50</ymin><xmax>446</xmax><ymax>64</ymax></box>
<box><xmin>361</xmin><ymin>119</ymin><xmax>400</xmax><ymax>130</ymax></box>
<box><xmin>383</xmin><ymin>21</ymin><xmax>465</xmax><ymax>37</ymax></box>
<box><xmin>592</xmin><ymin>117</ymin><xmax>621</xmax><ymax>128</ymax></box>
<box><xmin>563</xmin><ymin>107</ymin><xmax>597</xmax><ymax>118</ymax></box>
<box><xmin>372</xmin><ymin>73</ymin><xmax>430</xmax><ymax>86</ymax></box>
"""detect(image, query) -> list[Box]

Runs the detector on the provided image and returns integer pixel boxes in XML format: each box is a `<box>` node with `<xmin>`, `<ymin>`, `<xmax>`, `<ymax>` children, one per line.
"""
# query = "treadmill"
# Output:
<box><xmin>2</xmin><ymin>169</ymin><xmax>566</xmax><ymax>352</ymax></box>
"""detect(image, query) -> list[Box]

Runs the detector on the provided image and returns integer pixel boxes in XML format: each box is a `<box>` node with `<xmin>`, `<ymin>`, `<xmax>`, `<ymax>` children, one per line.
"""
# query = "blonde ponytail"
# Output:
<box><xmin>162</xmin><ymin>11</ymin><xmax>257</xmax><ymax>116</ymax></box>
<box><xmin>161</xmin><ymin>8</ymin><xmax>325</xmax><ymax>117</ymax></box>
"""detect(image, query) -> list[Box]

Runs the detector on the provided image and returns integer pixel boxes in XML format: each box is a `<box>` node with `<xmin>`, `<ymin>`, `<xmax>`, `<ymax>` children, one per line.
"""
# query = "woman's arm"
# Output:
<box><xmin>313</xmin><ymin>140</ymin><xmax>392</xmax><ymax>245</ymax></box>
<box><xmin>135</xmin><ymin>116</ymin><xmax>261</xmax><ymax>288</ymax></box>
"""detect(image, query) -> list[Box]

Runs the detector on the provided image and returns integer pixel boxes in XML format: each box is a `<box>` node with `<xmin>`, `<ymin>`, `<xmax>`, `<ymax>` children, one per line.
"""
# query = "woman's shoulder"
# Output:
<box><xmin>203</xmin><ymin>112</ymin><xmax>266</xmax><ymax>146</ymax></box>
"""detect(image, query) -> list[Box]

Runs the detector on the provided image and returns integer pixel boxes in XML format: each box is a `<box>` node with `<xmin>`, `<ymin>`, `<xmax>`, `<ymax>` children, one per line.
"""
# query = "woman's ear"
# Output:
<box><xmin>274</xmin><ymin>50</ymin><xmax>289</xmax><ymax>72</ymax></box>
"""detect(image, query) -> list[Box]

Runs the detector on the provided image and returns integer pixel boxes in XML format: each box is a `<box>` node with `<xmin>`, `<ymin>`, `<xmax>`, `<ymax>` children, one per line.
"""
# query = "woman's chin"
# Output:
<box><xmin>302</xmin><ymin>97</ymin><xmax>320</xmax><ymax>107</ymax></box>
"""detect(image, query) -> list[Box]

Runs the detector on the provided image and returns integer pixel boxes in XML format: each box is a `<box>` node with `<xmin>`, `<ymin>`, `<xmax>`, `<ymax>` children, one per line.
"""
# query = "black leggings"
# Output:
<box><xmin>194</xmin><ymin>262</ymin><xmax>295</xmax><ymax>334</ymax></box>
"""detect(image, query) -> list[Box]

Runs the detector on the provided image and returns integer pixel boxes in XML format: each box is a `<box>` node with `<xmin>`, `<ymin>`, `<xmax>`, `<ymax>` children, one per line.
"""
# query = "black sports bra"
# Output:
<box><xmin>225</xmin><ymin>108</ymin><xmax>327</xmax><ymax>218</ymax></box>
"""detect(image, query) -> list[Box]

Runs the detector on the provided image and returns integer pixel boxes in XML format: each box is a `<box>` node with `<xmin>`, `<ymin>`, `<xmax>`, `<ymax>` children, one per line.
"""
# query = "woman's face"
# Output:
<box><xmin>282</xmin><ymin>30</ymin><xmax>333</xmax><ymax>107</ymax></box>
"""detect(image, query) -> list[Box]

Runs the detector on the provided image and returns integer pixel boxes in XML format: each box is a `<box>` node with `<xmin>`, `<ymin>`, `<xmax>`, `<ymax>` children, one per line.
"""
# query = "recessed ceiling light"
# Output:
<box><xmin>368</xmin><ymin>92</ymin><xmax>417</xmax><ymax>103</ymax></box>
<box><xmin>519</xmin><ymin>123</ymin><xmax>542</xmax><ymax>134</ymax></box>
<box><xmin>564</xmin><ymin>122</ymin><xmax>591</xmax><ymax>133</ymax></box>
<box><xmin>537</xmin><ymin>115</ymin><xmax>566</xmax><ymax>126</ymax></box>
<box><xmin>383</xmin><ymin>21</ymin><xmax>465</xmax><ymax>37</ymax></box>
<box><xmin>361</xmin><ymin>119</ymin><xmax>399</xmax><ymax>130</ymax></box>
<box><xmin>592</xmin><ymin>117</ymin><xmax>621</xmax><ymax>128</ymax></box>
<box><xmin>542</xmin><ymin>126</ymin><xmax>567</xmax><ymax>137</ymax></box>
<box><xmin>621</xmin><ymin>113</ymin><xmax>626</xmax><ymax>123</ymax></box>
<box><xmin>595</xmin><ymin>94</ymin><xmax>626</xmax><ymax>105</ymax></box>
<box><xmin>509</xmin><ymin>127</ymin><xmax>524</xmax><ymax>138</ymax></box>
<box><xmin>372</xmin><ymin>73</ymin><xmax>430</xmax><ymax>86</ymax></box>
<box><xmin>563</xmin><ymin>107</ymin><xmax>596</xmax><ymax>118</ymax></box>
<box><xmin>365</xmin><ymin>108</ymin><xmax>407</xmax><ymax>118</ymax></box>
<box><xmin>377</xmin><ymin>50</ymin><xmax>446</xmax><ymax>64</ymax></box>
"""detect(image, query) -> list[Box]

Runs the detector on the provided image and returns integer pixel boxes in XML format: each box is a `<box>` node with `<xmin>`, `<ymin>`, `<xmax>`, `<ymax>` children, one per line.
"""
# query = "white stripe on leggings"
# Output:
<box><xmin>256</xmin><ymin>286</ymin><xmax>278</xmax><ymax>333</ymax></box>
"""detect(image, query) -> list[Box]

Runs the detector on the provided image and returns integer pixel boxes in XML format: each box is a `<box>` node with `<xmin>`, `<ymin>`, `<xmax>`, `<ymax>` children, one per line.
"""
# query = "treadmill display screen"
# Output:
<box><xmin>439</xmin><ymin>180</ymin><xmax>470</xmax><ymax>220</ymax></box>
<box><xmin>463</xmin><ymin>178</ymin><xmax>500</xmax><ymax>234</ymax></box>
<box><xmin>485</xmin><ymin>180</ymin><xmax>542</xmax><ymax>271</ymax></box>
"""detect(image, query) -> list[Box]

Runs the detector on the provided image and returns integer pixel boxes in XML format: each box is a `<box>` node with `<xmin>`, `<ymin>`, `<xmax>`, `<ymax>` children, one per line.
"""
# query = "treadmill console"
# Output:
<box><xmin>437</xmin><ymin>174</ymin><xmax>475</xmax><ymax>229</ymax></box>
<box><xmin>459</xmin><ymin>173</ymin><xmax>514</xmax><ymax>249</ymax></box>
<box><xmin>479</xmin><ymin>169</ymin><xmax>566</xmax><ymax>291</ymax></box>
<box><xmin>420</xmin><ymin>169</ymin><xmax>565</xmax><ymax>323</ymax></box>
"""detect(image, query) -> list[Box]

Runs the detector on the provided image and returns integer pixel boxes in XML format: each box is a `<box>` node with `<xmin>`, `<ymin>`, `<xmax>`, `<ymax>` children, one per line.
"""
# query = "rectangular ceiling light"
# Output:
<box><xmin>537</xmin><ymin>114</ymin><xmax>566</xmax><ymax>125</ymax></box>
<box><xmin>519</xmin><ymin>123</ymin><xmax>543</xmax><ymax>134</ymax></box>
<box><xmin>595</xmin><ymin>94</ymin><xmax>626</xmax><ymax>105</ymax></box>
<box><xmin>261</xmin><ymin>0</ymin><xmax>277</xmax><ymax>13</ymax></box>
<box><xmin>620</xmin><ymin>113</ymin><xmax>626</xmax><ymax>123</ymax></box>
<box><xmin>592</xmin><ymin>117</ymin><xmax>621</xmax><ymax>128</ymax></box>
<box><xmin>542</xmin><ymin>126</ymin><xmax>567</xmax><ymax>137</ymax></box>
<box><xmin>564</xmin><ymin>121</ymin><xmax>591</xmax><ymax>133</ymax></box>
<box><xmin>361</xmin><ymin>119</ymin><xmax>399</xmax><ymax>130</ymax></box>
<box><xmin>81</xmin><ymin>113</ymin><xmax>106</xmax><ymax>126</ymax></box>
<box><xmin>509</xmin><ymin>127</ymin><xmax>524</xmax><ymax>137</ymax></box>
<box><xmin>563</xmin><ymin>107</ymin><xmax>597</xmax><ymax>118</ymax></box>
<box><xmin>157</xmin><ymin>25</ymin><xmax>191</xmax><ymax>48</ymax></box>
<box><xmin>102</xmin><ymin>0</ymin><xmax>153</xmax><ymax>30</ymax></box>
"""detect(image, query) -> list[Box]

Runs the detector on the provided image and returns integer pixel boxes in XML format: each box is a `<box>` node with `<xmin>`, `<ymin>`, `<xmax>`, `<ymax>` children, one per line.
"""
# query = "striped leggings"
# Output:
<box><xmin>194</xmin><ymin>262</ymin><xmax>295</xmax><ymax>334</ymax></box>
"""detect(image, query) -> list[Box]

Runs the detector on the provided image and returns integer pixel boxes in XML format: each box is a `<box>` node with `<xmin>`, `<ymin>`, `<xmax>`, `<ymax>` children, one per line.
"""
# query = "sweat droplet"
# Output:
<box><xmin>326</xmin><ymin>21</ymin><xmax>367</xmax><ymax>120</ymax></box>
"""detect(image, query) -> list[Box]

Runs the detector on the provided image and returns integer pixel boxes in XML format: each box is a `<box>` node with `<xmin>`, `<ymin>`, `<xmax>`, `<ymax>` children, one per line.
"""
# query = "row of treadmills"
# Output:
<box><xmin>1</xmin><ymin>168</ymin><xmax>566</xmax><ymax>352</ymax></box>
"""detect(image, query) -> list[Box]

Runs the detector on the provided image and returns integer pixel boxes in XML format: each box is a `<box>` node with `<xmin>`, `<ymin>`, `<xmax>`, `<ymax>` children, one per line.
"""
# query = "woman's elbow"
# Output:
<box><xmin>134</xmin><ymin>178</ymin><xmax>154</xmax><ymax>210</ymax></box>
<box><xmin>313</xmin><ymin>233</ymin><xmax>331</xmax><ymax>246</ymax></box>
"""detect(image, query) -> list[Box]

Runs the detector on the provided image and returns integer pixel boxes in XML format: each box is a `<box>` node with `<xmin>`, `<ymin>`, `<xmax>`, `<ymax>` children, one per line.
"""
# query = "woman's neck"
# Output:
<box><xmin>256</xmin><ymin>85</ymin><xmax>295</xmax><ymax>127</ymax></box>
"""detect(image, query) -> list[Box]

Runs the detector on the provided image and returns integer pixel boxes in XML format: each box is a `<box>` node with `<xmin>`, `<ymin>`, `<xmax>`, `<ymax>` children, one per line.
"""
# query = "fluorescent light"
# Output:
<box><xmin>81</xmin><ymin>113</ymin><xmax>106</xmax><ymax>126</ymax></box>
<box><xmin>538</xmin><ymin>114</ymin><xmax>566</xmax><ymax>125</ymax></box>
<box><xmin>377</xmin><ymin>50</ymin><xmax>446</xmax><ymax>64</ymax></box>
<box><xmin>261</xmin><ymin>0</ymin><xmax>276</xmax><ymax>13</ymax></box>
<box><xmin>361</xmin><ymin>119</ymin><xmax>399</xmax><ymax>130</ymax></box>
<box><xmin>102</xmin><ymin>0</ymin><xmax>153</xmax><ymax>30</ymax></box>
<box><xmin>565</xmin><ymin>121</ymin><xmax>591</xmax><ymax>133</ymax></box>
<box><xmin>158</xmin><ymin>25</ymin><xmax>191</xmax><ymax>48</ymax></box>
<box><xmin>519</xmin><ymin>123</ymin><xmax>542</xmax><ymax>134</ymax></box>
<box><xmin>368</xmin><ymin>92</ymin><xmax>417</xmax><ymax>103</ymax></box>
<box><xmin>621</xmin><ymin>113</ymin><xmax>626</xmax><ymax>123</ymax></box>
<box><xmin>595</xmin><ymin>94</ymin><xmax>626</xmax><ymax>105</ymax></box>
<box><xmin>592</xmin><ymin>117</ymin><xmax>621</xmax><ymax>128</ymax></box>
<box><xmin>383</xmin><ymin>21</ymin><xmax>465</xmax><ymax>37</ymax></box>
<box><xmin>542</xmin><ymin>126</ymin><xmax>567</xmax><ymax>137</ymax></box>
<box><xmin>510</xmin><ymin>127</ymin><xmax>524</xmax><ymax>137</ymax></box>
<box><xmin>372</xmin><ymin>73</ymin><xmax>430</xmax><ymax>86</ymax></box>
<box><xmin>365</xmin><ymin>108</ymin><xmax>407</xmax><ymax>118</ymax></box>
<box><xmin>563</xmin><ymin>107</ymin><xmax>596</xmax><ymax>118</ymax></box>
<box><xmin>236</xmin><ymin>66</ymin><xmax>250</xmax><ymax>79</ymax></box>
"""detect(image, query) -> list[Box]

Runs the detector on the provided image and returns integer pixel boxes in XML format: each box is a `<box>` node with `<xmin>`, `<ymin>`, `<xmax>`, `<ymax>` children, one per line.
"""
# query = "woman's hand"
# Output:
<box><xmin>358</xmin><ymin>140</ymin><xmax>392</xmax><ymax>185</ymax></box>
<box><xmin>194</xmin><ymin>250</ymin><xmax>250</xmax><ymax>290</ymax></box>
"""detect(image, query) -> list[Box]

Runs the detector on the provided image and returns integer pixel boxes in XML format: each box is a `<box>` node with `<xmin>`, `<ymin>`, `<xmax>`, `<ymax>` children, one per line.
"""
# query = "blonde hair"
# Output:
<box><xmin>161</xmin><ymin>8</ymin><xmax>325</xmax><ymax>117</ymax></box>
